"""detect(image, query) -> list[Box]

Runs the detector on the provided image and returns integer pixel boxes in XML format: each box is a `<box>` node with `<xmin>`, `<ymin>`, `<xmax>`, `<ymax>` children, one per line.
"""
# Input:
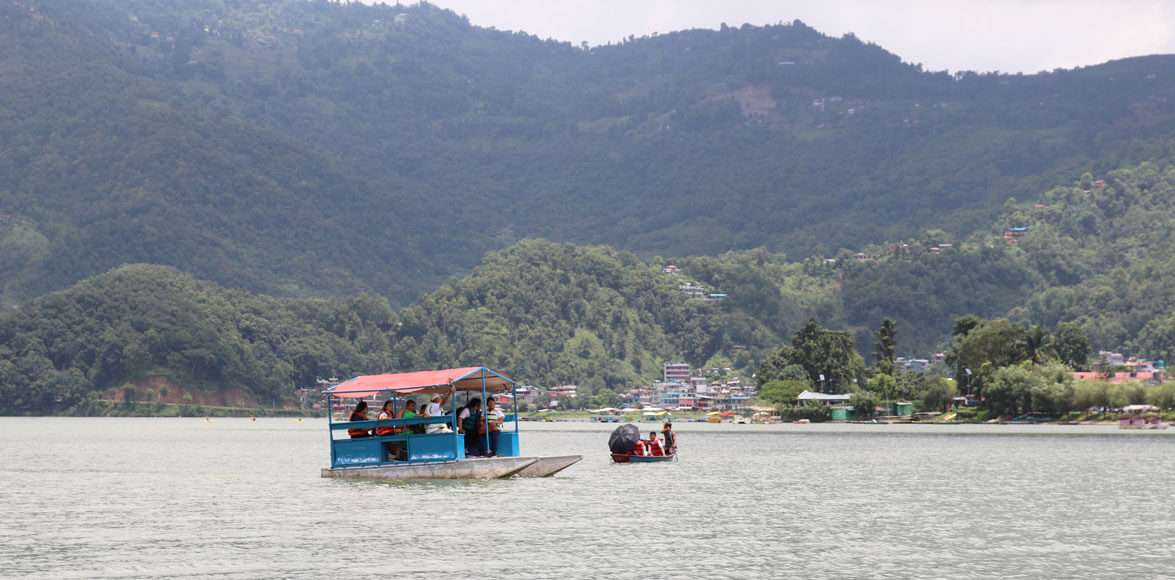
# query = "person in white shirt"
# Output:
<box><xmin>485</xmin><ymin>398</ymin><xmax>505</xmax><ymax>456</ymax></box>
<box><xmin>426</xmin><ymin>392</ymin><xmax>450</xmax><ymax>418</ymax></box>
<box><xmin>425</xmin><ymin>392</ymin><xmax>453</xmax><ymax>434</ymax></box>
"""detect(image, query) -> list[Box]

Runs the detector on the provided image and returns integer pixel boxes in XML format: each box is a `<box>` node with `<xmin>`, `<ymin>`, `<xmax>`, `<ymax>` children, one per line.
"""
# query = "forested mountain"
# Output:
<box><xmin>0</xmin><ymin>264</ymin><xmax>401</xmax><ymax>412</ymax></box>
<box><xmin>5</xmin><ymin>0</ymin><xmax>1175</xmax><ymax>304</ymax></box>
<box><xmin>6</xmin><ymin>153</ymin><xmax>1175</xmax><ymax>414</ymax></box>
<box><xmin>0</xmin><ymin>242</ymin><xmax>799</xmax><ymax>413</ymax></box>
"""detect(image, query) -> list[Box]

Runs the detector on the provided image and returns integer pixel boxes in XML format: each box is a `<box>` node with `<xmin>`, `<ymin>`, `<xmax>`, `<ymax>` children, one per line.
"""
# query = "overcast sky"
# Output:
<box><xmin>415</xmin><ymin>0</ymin><xmax>1175</xmax><ymax>73</ymax></box>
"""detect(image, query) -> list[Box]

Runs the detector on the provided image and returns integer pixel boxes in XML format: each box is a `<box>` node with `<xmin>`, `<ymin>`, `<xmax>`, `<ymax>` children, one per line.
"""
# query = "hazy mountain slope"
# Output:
<box><xmin>4</xmin><ymin>0</ymin><xmax>1175</xmax><ymax>305</ymax></box>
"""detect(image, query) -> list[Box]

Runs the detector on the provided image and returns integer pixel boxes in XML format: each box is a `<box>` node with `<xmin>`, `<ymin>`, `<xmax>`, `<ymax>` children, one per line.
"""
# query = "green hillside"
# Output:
<box><xmin>4</xmin><ymin>0</ymin><xmax>1175</xmax><ymax>304</ymax></box>
<box><xmin>0</xmin><ymin>242</ymin><xmax>801</xmax><ymax>413</ymax></box>
<box><xmin>6</xmin><ymin>153</ymin><xmax>1175</xmax><ymax>415</ymax></box>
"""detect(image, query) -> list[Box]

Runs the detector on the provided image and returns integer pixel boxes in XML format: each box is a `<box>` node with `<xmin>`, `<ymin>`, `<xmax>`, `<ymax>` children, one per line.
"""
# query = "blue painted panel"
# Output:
<box><xmin>499</xmin><ymin>431</ymin><xmax>520</xmax><ymax>457</ymax></box>
<box><xmin>408</xmin><ymin>434</ymin><xmax>459</xmax><ymax>462</ymax></box>
<box><xmin>332</xmin><ymin>439</ymin><xmax>383</xmax><ymax>468</ymax></box>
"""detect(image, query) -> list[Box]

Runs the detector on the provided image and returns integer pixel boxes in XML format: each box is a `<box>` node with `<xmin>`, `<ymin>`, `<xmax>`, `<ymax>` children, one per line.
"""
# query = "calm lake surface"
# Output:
<box><xmin>2</xmin><ymin>419</ymin><xmax>1174</xmax><ymax>579</ymax></box>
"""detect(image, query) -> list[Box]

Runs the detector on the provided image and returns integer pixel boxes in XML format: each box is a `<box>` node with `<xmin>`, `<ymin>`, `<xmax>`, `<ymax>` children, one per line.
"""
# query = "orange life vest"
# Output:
<box><xmin>649</xmin><ymin>439</ymin><xmax>664</xmax><ymax>456</ymax></box>
<box><xmin>348</xmin><ymin>412</ymin><xmax>370</xmax><ymax>438</ymax></box>
<box><xmin>374</xmin><ymin>411</ymin><xmax>395</xmax><ymax>436</ymax></box>
<box><xmin>632</xmin><ymin>440</ymin><xmax>646</xmax><ymax>456</ymax></box>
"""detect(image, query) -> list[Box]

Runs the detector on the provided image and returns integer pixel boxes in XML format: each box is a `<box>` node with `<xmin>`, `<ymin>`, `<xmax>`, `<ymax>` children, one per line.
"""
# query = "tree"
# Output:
<box><xmin>850</xmin><ymin>391</ymin><xmax>879</xmax><ymax>419</ymax></box>
<box><xmin>873</xmin><ymin>319</ymin><xmax>897</xmax><ymax>375</ymax></box>
<box><xmin>1050</xmin><ymin>322</ymin><xmax>1090</xmax><ymax>370</ymax></box>
<box><xmin>761</xmin><ymin>319</ymin><xmax>865</xmax><ymax>393</ymax></box>
<box><xmin>757</xmin><ymin>380</ymin><xmax>809</xmax><ymax>406</ymax></box>
<box><xmin>915</xmin><ymin>376</ymin><xmax>957</xmax><ymax>412</ymax></box>
<box><xmin>869</xmin><ymin>373</ymin><xmax>898</xmax><ymax>406</ymax></box>
<box><xmin>947</xmin><ymin>318</ymin><xmax>1031</xmax><ymax>394</ymax></box>
<box><xmin>1024</xmin><ymin>324</ymin><xmax>1050</xmax><ymax>364</ymax></box>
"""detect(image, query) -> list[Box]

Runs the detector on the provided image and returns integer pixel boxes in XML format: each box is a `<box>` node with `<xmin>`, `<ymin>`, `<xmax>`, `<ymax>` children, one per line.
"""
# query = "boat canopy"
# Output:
<box><xmin>326</xmin><ymin>366</ymin><xmax>514</xmax><ymax>398</ymax></box>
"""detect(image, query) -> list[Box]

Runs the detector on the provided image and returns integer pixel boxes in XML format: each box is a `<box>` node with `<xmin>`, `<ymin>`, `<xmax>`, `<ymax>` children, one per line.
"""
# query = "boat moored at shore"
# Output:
<box><xmin>1119</xmin><ymin>405</ymin><xmax>1169</xmax><ymax>430</ymax></box>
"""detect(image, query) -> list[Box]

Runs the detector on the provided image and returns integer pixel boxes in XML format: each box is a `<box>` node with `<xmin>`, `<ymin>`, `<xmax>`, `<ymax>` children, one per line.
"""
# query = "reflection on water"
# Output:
<box><xmin>2</xmin><ymin>419</ymin><xmax>1173</xmax><ymax>579</ymax></box>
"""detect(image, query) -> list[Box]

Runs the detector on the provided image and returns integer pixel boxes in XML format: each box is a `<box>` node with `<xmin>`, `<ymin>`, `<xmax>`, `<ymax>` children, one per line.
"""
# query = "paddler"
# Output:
<box><xmin>661</xmin><ymin>422</ymin><xmax>676</xmax><ymax>455</ymax></box>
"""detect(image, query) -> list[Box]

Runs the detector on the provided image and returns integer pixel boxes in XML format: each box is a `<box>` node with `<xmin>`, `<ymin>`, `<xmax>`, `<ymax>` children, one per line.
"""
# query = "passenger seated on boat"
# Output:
<box><xmin>348</xmin><ymin>401</ymin><xmax>371</xmax><ymax>438</ymax></box>
<box><xmin>647</xmin><ymin>432</ymin><xmax>664</xmax><ymax>456</ymax></box>
<box><xmin>457</xmin><ymin>400</ymin><xmax>472</xmax><ymax>433</ymax></box>
<box><xmin>399</xmin><ymin>400</ymin><xmax>426</xmax><ymax>434</ymax></box>
<box><xmin>375</xmin><ymin>400</ymin><xmax>397</xmax><ymax>436</ymax></box>
<box><xmin>461</xmin><ymin>398</ymin><xmax>486</xmax><ymax>456</ymax></box>
<box><xmin>484</xmin><ymin>398</ymin><xmax>504</xmax><ymax>456</ymax></box>
<box><xmin>632</xmin><ymin>438</ymin><xmax>647</xmax><ymax>456</ymax></box>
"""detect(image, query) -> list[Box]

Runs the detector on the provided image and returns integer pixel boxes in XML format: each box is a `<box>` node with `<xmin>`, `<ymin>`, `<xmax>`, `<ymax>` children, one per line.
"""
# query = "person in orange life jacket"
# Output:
<box><xmin>647</xmin><ymin>431</ymin><xmax>664</xmax><ymax>456</ymax></box>
<box><xmin>348</xmin><ymin>401</ymin><xmax>370</xmax><ymax>438</ymax></box>
<box><xmin>374</xmin><ymin>400</ymin><xmax>396</xmax><ymax>436</ymax></box>
<box><xmin>632</xmin><ymin>438</ymin><xmax>647</xmax><ymax>456</ymax></box>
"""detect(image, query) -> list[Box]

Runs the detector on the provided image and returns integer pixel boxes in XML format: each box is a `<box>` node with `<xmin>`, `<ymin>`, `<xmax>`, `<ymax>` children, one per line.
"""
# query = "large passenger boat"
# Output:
<box><xmin>322</xmin><ymin>366</ymin><xmax>581</xmax><ymax>480</ymax></box>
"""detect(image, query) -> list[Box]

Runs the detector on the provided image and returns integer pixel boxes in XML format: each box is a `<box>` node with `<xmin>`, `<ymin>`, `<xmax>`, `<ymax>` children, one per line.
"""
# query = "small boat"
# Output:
<box><xmin>611</xmin><ymin>452</ymin><xmax>676</xmax><ymax>463</ymax></box>
<box><xmin>322</xmin><ymin>366</ymin><xmax>582</xmax><ymax>481</ymax></box>
<box><xmin>608</xmin><ymin>423</ymin><xmax>677</xmax><ymax>463</ymax></box>
<box><xmin>1119</xmin><ymin>405</ymin><xmax>1169</xmax><ymax>430</ymax></box>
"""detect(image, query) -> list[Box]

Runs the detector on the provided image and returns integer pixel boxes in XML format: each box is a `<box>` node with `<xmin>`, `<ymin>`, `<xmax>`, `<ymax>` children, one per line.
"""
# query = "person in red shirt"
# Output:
<box><xmin>647</xmin><ymin>431</ymin><xmax>664</xmax><ymax>456</ymax></box>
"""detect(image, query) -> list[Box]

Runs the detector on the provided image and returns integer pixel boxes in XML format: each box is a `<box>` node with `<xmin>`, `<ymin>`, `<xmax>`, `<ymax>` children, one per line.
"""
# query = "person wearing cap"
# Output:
<box><xmin>425</xmin><ymin>393</ymin><xmax>453</xmax><ymax>434</ymax></box>
<box><xmin>426</xmin><ymin>392</ymin><xmax>450</xmax><ymax>418</ymax></box>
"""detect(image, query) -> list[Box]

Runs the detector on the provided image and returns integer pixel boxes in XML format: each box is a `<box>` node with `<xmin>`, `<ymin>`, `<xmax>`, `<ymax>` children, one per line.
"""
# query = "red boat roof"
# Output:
<box><xmin>327</xmin><ymin>366</ymin><xmax>514</xmax><ymax>398</ymax></box>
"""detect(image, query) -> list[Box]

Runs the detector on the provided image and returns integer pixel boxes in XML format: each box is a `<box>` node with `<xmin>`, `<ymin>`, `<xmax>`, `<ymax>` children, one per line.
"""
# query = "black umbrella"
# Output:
<box><xmin>608</xmin><ymin>423</ymin><xmax>642</xmax><ymax>453</ymax></box>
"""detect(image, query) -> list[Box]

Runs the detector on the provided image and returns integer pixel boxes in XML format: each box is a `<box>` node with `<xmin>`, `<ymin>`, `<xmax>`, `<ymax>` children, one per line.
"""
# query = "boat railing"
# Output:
<box><xmin>329</xmin><ymin>415</ymin><xmax>456</xmax><ymax>436</ymax></box>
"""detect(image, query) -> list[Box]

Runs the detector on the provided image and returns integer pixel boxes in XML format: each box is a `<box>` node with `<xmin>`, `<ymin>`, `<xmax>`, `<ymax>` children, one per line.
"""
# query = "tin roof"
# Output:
<box><xmin>326</xmin><ymin>366</ymin><xmax>514</xmax><ymax>398</ymax></box>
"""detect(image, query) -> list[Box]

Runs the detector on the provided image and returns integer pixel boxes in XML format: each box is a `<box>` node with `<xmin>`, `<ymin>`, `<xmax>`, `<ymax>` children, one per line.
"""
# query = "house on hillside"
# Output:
<box><xmin>680</xmin><ymin>283</ymin><xmax>706</xmax><ymax>298</ymax></box>
<box><xmin>1003</xmin><ymin>226</ymin><xmax>1029</xmax><ymax>244</ymax></box>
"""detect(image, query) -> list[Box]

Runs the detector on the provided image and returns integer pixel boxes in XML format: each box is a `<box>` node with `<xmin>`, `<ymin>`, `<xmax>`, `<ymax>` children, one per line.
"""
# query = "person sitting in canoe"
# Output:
<box><xmin>647</xmin><ymin>431</ymin><xmax>664</xmax><ymax>456</ymax></box>
<box><xmin>348</xmin><ymin>401</ymin><xmax>370</xmax><ymax>438</ymax></box>
<box><xmin>632</xmin><ymin>436</ymin><xmax>647</xmax><ymax>456</ymax></box>
<box><xmin>661</xmin><ymin>422</ymin><xmax>676</xmax><ymax>455</ymax></box>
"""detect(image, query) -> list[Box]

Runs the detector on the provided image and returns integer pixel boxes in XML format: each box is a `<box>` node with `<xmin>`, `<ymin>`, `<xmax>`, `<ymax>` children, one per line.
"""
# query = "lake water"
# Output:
<box><xmin>2</xmin><ymin>419</ymin><xmax>1174</xmax><ymax>579</ymax></box>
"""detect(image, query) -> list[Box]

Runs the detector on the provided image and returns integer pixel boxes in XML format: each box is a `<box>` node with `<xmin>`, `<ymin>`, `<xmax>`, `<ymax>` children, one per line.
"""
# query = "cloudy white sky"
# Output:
<box><xmin>414</xmin><ymin>0</ymin><xmax>1175</xmax><ymax>73</ymax></box>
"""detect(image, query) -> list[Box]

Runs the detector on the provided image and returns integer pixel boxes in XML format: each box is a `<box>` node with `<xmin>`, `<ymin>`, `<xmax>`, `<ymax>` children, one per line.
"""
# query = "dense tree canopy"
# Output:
<box><xmin>4</xmin><ymin>0</ymin><xmax>1175</xmax><ymax>308</ymax></box>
